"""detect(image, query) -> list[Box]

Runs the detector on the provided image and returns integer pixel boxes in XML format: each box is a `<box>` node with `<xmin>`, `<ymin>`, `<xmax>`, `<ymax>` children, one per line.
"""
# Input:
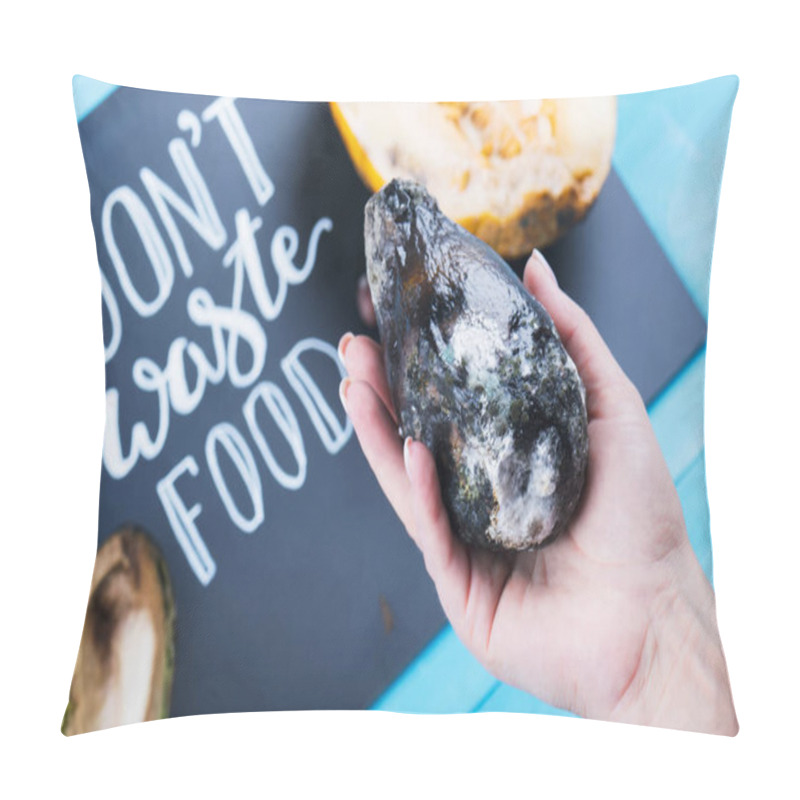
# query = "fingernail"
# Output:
<box><xmin>403</xmin><ymin>436</ymin><xmax>413</xmax><ymax>477</ymax></box>
<box><xmin>532</xmin><ymin>248</ymin><xmax>558</xmax><ymax>287</ymax></box>
<box><xmin>339</xmin><ymin>377</ymin><xmax>351</xmax><ymax>412</ymax></box>
<box><xmin>338</xmin><ymin>332</ymin><xmax>354</xmax><ymax>366</ymax></box>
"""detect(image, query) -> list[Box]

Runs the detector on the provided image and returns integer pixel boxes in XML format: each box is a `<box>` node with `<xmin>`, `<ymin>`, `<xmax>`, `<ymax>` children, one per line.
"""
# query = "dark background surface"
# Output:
<box><xmin>536</xmin><ymin>169</ymin><xmax>706</xmax><ymax>404</ymax></box>
<box><xmin>78</xmin><ymin>88</ymin><xmax>705</xmax><ymax>717</ymax></box>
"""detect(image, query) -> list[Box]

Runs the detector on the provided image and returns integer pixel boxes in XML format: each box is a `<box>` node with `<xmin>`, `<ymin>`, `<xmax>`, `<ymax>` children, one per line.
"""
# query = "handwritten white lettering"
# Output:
<box><xmin>244</xmin><ymin>381</ymin><xmax>307</xmax><ymax>490</ymax></box>
<box><xmin>100</xmin><ymin>270</ymin><xmax>122</xmax><ymax>363</ymax></box>
<box><xmin>223</xmin><ymin>211</ymin><xmax>332</xmax><ymax>324</ymax></box>
<box><xmin>101</xmin><ymin>95</ymin><xmax>352</xmax><ymax>586</ymax></box>
<box><xmin>202</xmin><ymin>97</ymin><xmax>275</xmax><ymax>206</ymax></box>
<box><xmin>102</xmin><ymin>186</ymin><xmax>174</xmax><ymax>317</ymax></box>
<box><xmin>205</xmin><ymin>422</ymin><xmax>264</xmax><ymax>534</ymax></box>
<box><xmin>103</xmin><ymin>359</ymin><xmax>170</xmax><ymax>480</ymax></box>
<box><xmin>281</xmin><ymin>338</ymin><xmax>352</xmax><ymax>455</ymax></box>
<box><xmin>156</xmin><ymin>456</ymin><xmax>215</xmax><ymax>586</ymax></box>
<box><xmin>177</xmin><ymin>109</ymin><xmax>202</xmax><ymax>148</ymax></box>
<box><xmin>140</xmin><ymin>137</ymin><xmax>227</xmax><ymax>279</ymax></box>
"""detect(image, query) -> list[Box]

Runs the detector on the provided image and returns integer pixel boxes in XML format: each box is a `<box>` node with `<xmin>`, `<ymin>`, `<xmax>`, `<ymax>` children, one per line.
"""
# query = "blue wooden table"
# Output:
<box><xmin>73</xmin><ymin>75</ymin><xmax>738</xmax><ymax>718</ymax></box>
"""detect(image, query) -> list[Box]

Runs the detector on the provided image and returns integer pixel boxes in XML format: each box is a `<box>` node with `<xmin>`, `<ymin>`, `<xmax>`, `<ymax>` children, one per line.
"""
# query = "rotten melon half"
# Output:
<box><xmin>332</xmin><ymin>98</ymin><xmax>616</xmax><ymax>259</ymax></box>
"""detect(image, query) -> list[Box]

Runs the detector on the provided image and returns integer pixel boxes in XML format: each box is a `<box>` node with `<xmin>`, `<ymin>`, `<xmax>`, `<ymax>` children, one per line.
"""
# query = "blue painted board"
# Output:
<box><xmin>73</xmin><ymin>75</ymin><xmax>117</xmax><ymax>122</ymax></box>
<box><xmin>614</xmin><ymin>76</ymin><xmax>738</xmax><ymax>317</ymax></box>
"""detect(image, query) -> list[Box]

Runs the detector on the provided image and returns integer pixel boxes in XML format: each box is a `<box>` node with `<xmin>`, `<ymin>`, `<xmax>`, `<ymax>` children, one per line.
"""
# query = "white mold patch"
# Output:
<box><xmin>562</xmin><ymin>350</ymin><xmax>585</xmax><ymax>408</ymax></box>
<box><xmin>530</xmin><ymin>427</ymin><xmax>558</xmax><ymax>497</ymax></box>
<box><xmin>483</xmin><ymin>427</ymin><xmax>559</xmax><ymax>548</ymax></box>
<box><xmin>366</xmin><ymin>254</ymin><xmax>392</xmax><ymax>310</ymax></box>
<box><xmin>449</xmin><ymin>316</ymin><xmax>505</xmax><ymax>379</ymax></box>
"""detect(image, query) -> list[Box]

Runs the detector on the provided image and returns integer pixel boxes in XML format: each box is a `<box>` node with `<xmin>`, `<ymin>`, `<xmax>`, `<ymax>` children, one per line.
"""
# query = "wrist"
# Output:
<box><xmin>610</xmin><ymin>551</ymin><xmax>738</xmax><ymax>735</ymax></box>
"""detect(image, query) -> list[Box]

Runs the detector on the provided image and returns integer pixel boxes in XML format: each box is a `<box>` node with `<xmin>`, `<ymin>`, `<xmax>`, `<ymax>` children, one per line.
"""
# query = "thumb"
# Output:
<box><xmin>523</xmin><ymin>249</ymin><xmax>644</xmax><ymax>422</ymax></box>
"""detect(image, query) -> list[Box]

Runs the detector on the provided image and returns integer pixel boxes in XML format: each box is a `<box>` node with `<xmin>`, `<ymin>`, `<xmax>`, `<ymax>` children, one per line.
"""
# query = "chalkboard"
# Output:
<box><xmin>78</xmin><ymin>87</ymin><xmax>705</xmax><ymax>718</ymax></box>
<box><xmin>536</xmin><ymin>169</ymin><xmax>707</xmax><ymax>405</ymax></box>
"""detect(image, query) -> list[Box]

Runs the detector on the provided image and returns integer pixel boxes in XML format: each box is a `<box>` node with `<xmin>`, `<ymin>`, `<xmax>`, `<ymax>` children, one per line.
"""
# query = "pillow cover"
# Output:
<box><xmin>63</xmin><ymin>75</ymin><xmax>738</xmax><ymax>735</ymax></box>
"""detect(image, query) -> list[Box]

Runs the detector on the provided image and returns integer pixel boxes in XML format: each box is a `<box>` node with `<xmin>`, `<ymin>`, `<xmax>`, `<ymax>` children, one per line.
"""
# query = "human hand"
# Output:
<box><xmin>339</xmin><ymin>249</ymin><xmax>737</xmax><ymax>735</ymax></box>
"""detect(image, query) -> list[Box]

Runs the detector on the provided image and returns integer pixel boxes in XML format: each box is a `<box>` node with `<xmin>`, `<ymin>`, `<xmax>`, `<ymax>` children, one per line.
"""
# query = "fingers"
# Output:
<box><xmin>356</xmin><ymin>274</ymin><xmax>377</xmax><ymax>328</ymax></box>
<box><xmin>339</xmin><ymin>332</ymin><xmax>397</xmax><ymax>424</ymax></box>
<box><xmin>523</xmin><ymin>250</ymin><xmax>644</xmax><ymax>420</ymax></box>
<box><xmin>403</xmin><ymin>438</ymin><xmax>470</xmax><ymax>622</ymax></box>
<box><xmin>341</xmin><ymin>377</ymin><xmax>414</xmax><ymax>532</ymax></box>
<box><xmin>339</xmin><ymin>329</ymin><xmax>471</xmax><ymax>624</ymax></box>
